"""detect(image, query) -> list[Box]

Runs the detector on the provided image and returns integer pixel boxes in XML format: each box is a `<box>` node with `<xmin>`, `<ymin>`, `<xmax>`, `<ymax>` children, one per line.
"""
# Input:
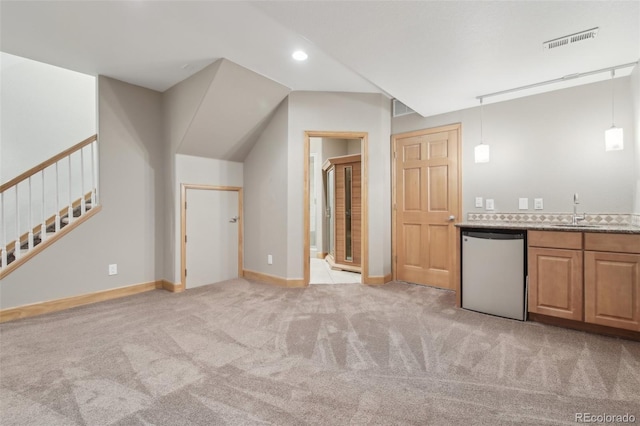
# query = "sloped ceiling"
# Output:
<box><xmin>175</xmin><ymin>59</ymin><xmax>290</xmax><ymax>162</ymax></box>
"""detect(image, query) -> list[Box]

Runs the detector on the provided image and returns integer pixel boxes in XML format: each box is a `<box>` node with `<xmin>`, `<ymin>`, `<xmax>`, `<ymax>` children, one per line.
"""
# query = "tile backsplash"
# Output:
<box><xmin>467</xmin><ymin>212</ymin><xmax>637</xmax><ymax>226</ymax></box>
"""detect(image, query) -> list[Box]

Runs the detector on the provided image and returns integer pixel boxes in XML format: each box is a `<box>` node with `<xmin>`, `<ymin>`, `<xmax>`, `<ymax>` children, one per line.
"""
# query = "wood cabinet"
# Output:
<box><xmin>528</xmin><ymin>231</ymin><xmax>583</xmax><ymax>320</ymax></box>
<box><xmin>584</xmin><ymin>233</ymin><xmax>640</xmax><ymax>331</ymax></box>
<box><xmin>323</xmin><ymin>154</ymin><xmax>361</xmax><ymax>272</ymax></box>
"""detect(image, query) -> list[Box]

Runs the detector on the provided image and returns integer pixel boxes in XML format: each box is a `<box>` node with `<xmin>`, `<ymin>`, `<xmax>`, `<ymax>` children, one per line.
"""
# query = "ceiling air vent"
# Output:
<box><xmin>543</xmin><ymin>27</ymin><xmax>599</xmax><ymax>50</ymax></box>
<box><xmin>393</xmin><ymin>99</ymin><xmax>416</xmax><ymax>117</ymax></box>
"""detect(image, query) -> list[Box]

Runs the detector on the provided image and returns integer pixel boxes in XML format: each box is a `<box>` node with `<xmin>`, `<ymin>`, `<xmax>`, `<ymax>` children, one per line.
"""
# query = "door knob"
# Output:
<box><xmin>448</xmin><ymin>215</ymin><xmax>456</xmax><ymax>221</ymax></box>
<box><xmin>229</xmin><ymin>216</ymin><xmax>239</xmax><ymax>223</ymax></box>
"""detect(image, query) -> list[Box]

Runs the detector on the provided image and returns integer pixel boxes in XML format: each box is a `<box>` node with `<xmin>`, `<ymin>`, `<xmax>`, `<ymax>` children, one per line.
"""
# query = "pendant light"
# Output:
<box><xmin>475</xmin><ymin>97</ymin><xmax>490</xmax><ymax>163</ymax></box>
<box><xmin>604</xmin><ymin>69</ymin><xmax>623</xmax><ymax>151</ymax></box>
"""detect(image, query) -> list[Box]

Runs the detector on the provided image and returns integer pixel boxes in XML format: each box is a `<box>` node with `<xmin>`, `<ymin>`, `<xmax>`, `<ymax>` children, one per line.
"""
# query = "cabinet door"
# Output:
<box><xmin>528</xmin><ymin>247</ymin><xmax>583</xmax><ymax>320</ymax></box>
<box><xmin>584</xmin><ymin>251</ymin><xmax>640</xmax><ymax>331</ymax></box>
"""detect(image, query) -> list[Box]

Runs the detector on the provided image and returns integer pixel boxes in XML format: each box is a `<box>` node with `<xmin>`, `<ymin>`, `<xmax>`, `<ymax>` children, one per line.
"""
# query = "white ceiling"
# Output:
<box><xmin>1</xmin><ymin>1</ymin><xmax>638</xmax><ymax>117</ymax></box>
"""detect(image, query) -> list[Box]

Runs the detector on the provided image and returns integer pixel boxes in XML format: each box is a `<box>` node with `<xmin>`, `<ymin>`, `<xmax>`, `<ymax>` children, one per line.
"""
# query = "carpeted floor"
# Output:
<box><xmin>1</xmin><ymin>279</ymin><xmax>639</xmax><ymax>425</ymax></box>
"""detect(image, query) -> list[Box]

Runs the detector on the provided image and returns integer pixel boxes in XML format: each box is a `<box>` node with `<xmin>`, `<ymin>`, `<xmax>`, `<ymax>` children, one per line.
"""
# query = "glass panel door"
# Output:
<box><xmin>327</xmin><ymin>168</ymin><xmax>335</xmax><ymax>256</ymax></box>
<box><xmin>344</xmin><ymin>166</ymin><xmax>352</xmax><ymax>261</ymax></box>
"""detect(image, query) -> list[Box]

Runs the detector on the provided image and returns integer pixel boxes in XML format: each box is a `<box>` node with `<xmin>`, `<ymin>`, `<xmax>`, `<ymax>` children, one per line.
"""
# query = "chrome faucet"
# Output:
<box><xmin>572</xmin><ymin>193</ymin><xmax>585</xmax><ymax>225</ymax></box>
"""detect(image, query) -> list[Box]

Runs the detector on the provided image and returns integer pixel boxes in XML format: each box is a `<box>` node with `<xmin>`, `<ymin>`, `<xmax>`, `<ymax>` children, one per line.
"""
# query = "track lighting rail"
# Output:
<box><xmin>476</xmin><ymin>61</ymin><xmax>638</xmax><ymax>101</ymax></box>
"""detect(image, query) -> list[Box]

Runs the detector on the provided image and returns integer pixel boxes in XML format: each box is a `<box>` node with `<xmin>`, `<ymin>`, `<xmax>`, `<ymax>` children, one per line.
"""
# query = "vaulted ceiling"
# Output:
<box><xmin>1</xmin><ymin>1</ymin><xmax>638</xmax><ymax>117</ymax></box>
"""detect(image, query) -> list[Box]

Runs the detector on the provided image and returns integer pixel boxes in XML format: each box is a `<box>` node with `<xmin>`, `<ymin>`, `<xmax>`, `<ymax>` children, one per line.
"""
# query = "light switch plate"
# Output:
<box><xmin>485</xmin><ymin>199</ymin><xmax>495</xmax><ymax>210</ymax></box>
<box><xmin>267</xmin><ymin>254</ymin><xmax>273</xmax><ymax>265</ymax></box>
<box><xmin>534</xmin><ymin>198</ymin><xmax>544</xmax><ymax>210</ymax></box>
<box><xmin>518</xmin><ymin>198</ymin><xmax>528</xmax><ymax>210</ymax></box>
<box><xmin>475</xmin><ymin>197</ymin><xmax>483</xmax><ymax>208</ymax></box>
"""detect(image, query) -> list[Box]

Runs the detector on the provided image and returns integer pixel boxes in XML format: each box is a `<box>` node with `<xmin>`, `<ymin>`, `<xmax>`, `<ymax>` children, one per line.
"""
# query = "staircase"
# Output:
<box><xmin>1</xmin><ymin>135</ymin><xmax>100</xmax><ymax>278</ymax></box>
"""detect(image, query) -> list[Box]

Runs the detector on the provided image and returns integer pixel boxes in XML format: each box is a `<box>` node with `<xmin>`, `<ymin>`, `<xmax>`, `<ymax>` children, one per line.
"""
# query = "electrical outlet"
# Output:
<box><xmin>534</xmin><ymin>198</ymin><xmax>544</xmax><ymax>210</ymax></box>
<box><xmin>108</xmin><ymin>264</ymin><xmax>118</xmax><ymax>276</ymax></box>
<box><xmin>475</xmin><ymin>197</ymin><xmax>483</xmax><ymax>208</ymax></box>
<box><xmin>518</xmin><ymin>198</ymin><xmax>528</xmax><ymax>210</ymax></box>
<box><xmin>267</xmin><ymin>255</ymin><xmax>273</xmax><ymax>265</ymax></box>
<box><xmin>485</xmin><ymin>199</ymin><xmax>495</xmax><ymax>210</ymax></box>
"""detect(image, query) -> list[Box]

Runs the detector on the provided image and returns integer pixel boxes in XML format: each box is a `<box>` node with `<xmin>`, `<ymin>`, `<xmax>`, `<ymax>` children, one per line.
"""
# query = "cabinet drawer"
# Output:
<box><xmin>584</xmin><ymin>233</ymin><xmax>640</xmax><ymax>254</ymax></box>
<box><xmin>528</xmin><ymin>230</ymin><xmax>582</xmax><ymax>250</ymax></box>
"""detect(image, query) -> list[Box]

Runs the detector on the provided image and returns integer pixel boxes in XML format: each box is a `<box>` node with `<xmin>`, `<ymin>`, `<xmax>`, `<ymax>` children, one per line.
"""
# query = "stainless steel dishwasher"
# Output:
<box><xmin>461</xmin><ymin>229</ymin><xmax>526</xmax><ymax>321</ymax></box>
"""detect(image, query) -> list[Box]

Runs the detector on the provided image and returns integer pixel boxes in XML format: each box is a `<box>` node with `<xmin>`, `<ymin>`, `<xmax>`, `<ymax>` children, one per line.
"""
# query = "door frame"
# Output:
<box><xmin>303</xmin><ymin>131</ymin><xmax>369</xmax><ymax>285</ymax></box>
<box><xmin>391</xmin><ymin>123</ymin><xmax>462</xmax><ymax>288</ymax></box>
<box><xmin>180</xmin><ymin>184</ymin><xmax>243</xmax><ymax>289</ymax></box>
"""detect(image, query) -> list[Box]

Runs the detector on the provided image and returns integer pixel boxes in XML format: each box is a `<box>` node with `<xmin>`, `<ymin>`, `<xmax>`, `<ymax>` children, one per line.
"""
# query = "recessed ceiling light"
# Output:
<box><xmin>292</xmin><ymin>50</ymin><xmax>308</xmax><ymax>61</ymax></box>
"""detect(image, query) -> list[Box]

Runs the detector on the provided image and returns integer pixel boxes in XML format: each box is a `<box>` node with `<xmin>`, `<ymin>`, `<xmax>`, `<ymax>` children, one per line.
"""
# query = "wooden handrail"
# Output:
<box><xmin>0</xmin><ymin>134</ymin><xmax>97</xmax><ymax>193</ymax></box>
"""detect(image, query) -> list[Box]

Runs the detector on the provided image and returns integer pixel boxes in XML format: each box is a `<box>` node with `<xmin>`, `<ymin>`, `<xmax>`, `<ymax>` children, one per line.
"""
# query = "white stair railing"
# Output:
<box><xmin>0</xmin><ymin>134</ymin><xmax>99</xmax><ymax>273</ymax></box>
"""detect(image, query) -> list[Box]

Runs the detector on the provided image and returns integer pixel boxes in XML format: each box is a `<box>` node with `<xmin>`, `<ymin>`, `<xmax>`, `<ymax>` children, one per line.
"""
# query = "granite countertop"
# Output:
<box><xmin>455</xmin><ymin>221</ymin><xmax>640</xmax><ymax>234</ymax></box>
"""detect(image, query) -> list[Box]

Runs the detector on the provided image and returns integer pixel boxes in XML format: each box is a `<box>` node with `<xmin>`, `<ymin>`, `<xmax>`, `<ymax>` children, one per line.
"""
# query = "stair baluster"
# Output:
<box><xmin>55</xmin><ymin>162</ymin><xmax>61</xmax><ymax>232</ymax></box>
<box><xmin>66</xmin><ymin>156</ymin><xmax>73</xmax><ymax>225</ymax></box>
<box><xmin>27</xmin><ymin>177</ymin><xmax>34</xmax><ymax>250</ymax></box>
<box><xmin>91</xmin><ymin>141</ymin><xmax>97</xmax><ymax>206</ymax></box>
<box><xmin>40</xmin><ymin>170</ymin><xmax>47</xmax><ymax>243</ymax></box>
<box><xmin>14</xmin><ymin>186</ymin><xmax>20</xmax><ymax>260</ymax></box>
<box><xmin>80</xmin><ymin>147</ymin><xmax>86</xmax><ymax>215</ymax></box>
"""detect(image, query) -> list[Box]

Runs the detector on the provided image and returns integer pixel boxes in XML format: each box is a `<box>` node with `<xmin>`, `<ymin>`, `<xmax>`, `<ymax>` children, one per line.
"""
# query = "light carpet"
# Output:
<box><xmin>1</xmin><ymin>279</ymin><xmax>639</xmax><ymax>425</ymax></box>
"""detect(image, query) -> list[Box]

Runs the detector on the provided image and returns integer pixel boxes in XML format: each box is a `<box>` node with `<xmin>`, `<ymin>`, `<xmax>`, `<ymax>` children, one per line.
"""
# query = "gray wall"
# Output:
<box><xmin>347</xmin><ymin>139</ymin><xmax>361</xmax><ymax>155</ymax></box>
<box><xmin>243</xmin><ymin>98</ymin><xmax>289</xmax><ymax>278</ymax></box>
<box><xmin>0</xmin><ymin>52</ymin><xmax>96</xmax><ymax>182</ymax></box>
<box><xmin>393</xmin><ymin>77</ymin><xmax>636</xmax><ymax>216</ymax></box>
<box><xmin>288</xmin><ymin>92</ymin><xmax>392</xmax><ymax>279</ymax></box>
<box><xmin>1</xmin><ymin>76</ymin><xmax>164</xmax><ymax>309</ymax></box>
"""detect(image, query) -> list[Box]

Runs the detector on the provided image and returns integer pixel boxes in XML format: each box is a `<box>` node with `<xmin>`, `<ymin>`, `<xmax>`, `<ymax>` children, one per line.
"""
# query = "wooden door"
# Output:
<box><xmin>528</xmin><ymin>247</ymin><xmax>583</xmax><ymax>321</ymax></box>
<box><xmin>584</xmin><ymin>251</ymin><xmax>640</xmax><ymax>331</ymax></box>
<box><xmin>393</xmin><ymin>124</ymin><xmax>460</xmax><ymax>289</ymax></box>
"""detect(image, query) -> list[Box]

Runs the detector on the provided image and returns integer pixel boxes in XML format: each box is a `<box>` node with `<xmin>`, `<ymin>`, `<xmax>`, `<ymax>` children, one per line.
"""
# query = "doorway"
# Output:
<box><xmin>181</xmin><ymin>184</ymin><xmax>243</xmax><ymax>289</ymax></box>
<box><xmin>392</xmin><ymin>124</ymin><xmax>461</xmax><ymax>289</ymax></box>
<box><xmin>304</xmin><ymin>131</ymin><xmax>369</xmax><ymax>285</ymax></box>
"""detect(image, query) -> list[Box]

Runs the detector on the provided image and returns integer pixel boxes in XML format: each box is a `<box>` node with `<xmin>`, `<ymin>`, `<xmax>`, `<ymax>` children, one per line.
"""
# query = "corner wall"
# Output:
<box><xmin>1</xmin><ymin>77</ymin><xmax>164</xmax><ymax>309</ymax></box>
<box><xmin>392</xmin><ymin>77</ymin><xmax>636</xmax><ymax>216</ymax></box>
<box><xmin>243</xmin><ymin>98</ymin><xmax>289</xmax><ymax>278</ymax></box>
<box><xmin>161</xmin><ymin>62</ymin><xmax>222</xmax><ymax>284</ymax></box>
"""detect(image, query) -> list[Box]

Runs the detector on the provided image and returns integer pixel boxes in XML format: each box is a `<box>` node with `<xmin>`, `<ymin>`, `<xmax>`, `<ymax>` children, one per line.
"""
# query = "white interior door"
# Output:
<box><xmin>186</xmin><ymin>189</ymin><xmax>239</xmax><ymax>289</ymax></box>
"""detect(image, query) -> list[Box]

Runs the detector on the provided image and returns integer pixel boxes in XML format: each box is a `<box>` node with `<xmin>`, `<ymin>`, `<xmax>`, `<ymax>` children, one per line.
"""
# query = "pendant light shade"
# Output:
<box><xmin>605</xmin><ymin>69</ymin><xmax>623</xmax><ymax>151</ymax></box>
<box><xmin>605</xmin><ymin>126</ymin><xmax>623</xmax><ymax>151</ymax></box>
<box><xmin>475</xmin><ymin>97</ymin><xmax>490</xmax><ymax>163</ymax></box>
<box><xmin>474</xmin><ymin>143</ymin><xmax>490</xmax><ymax>163</ymax></box>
